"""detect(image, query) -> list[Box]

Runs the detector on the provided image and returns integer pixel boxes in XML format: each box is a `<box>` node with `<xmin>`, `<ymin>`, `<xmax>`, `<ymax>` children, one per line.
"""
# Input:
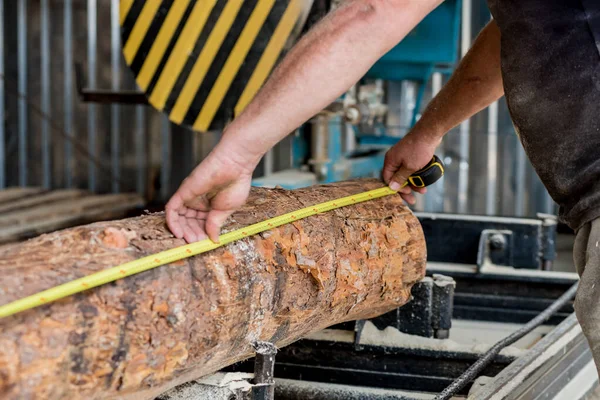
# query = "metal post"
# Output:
<box><xmin>399</xmin><ymin>81</ymin><xmax>417</xmax><ymax>137</ymax></box>
<box><xmin>17</xmin><ymin>0</ymin><xmax>27</xmax><ymax>186</ymax></box>
<box><xmin>135</xmin><ymin>106</ymin><xmax>146</xmax><ymax>196</ymax></box>
<box><xmin>425</xmin><ymin>72</ymin><xmax>445</xmax><ymax>212</ymax></box>
<box><xmin>252</xmin><ymin>341</ymin><xmax>277</xmax><ymax>400</ymax></box>
<box><xmin>87</xmin><ymin>0</ymin><xmax>97</xmax><ymax>191</ymax></box>
<box><xmin>161</xmin><ymin>115</ymin><xmax>172</xmax><ymax>201</ymax></box>
<box><xmin>111</xmin><ymin>0</ymin><xmax>121</xmax><ymax>193</ymax></box>
<box><xmin>264</xmin><ymin>150</ymin><xmax>274</xmax><ymax>177</ymax></box>
<box><xmin>0</xmin><ymin>0</ymin><xmax>5</xmax><ymax>189</ymax></box>
<box><xmin>515</xmin><ymin>143</ymin><xmax>526</xmax><ymax>216</ymax></box>
<box><xmin>458</xmin><ymin>0</ymin><xmax>472</xmax><ymax>214</ymax></box>
<box><xmin>64</xmin><ymin>0</ymin><xmax>74</xmax><ymax>188</ymax></box>
<box><xmin>486</xmin><ymin>101</ymin><xmax>499</xmax><ymax>215</ymax></box>
<box><xmin>41</xmin><ymin>0</ymin><xmax>51</xmax><ymax>189</ymax></box>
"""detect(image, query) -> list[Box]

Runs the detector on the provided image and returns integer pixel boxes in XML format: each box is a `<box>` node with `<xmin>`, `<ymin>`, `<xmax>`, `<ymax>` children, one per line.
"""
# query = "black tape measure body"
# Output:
<box><xmin>407</xmin><ymin>155</ymin><xmax>445</xmax><ymax>188</ymax></box>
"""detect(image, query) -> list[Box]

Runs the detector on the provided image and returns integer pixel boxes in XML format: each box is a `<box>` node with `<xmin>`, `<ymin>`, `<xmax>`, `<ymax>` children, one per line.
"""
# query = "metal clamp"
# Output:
<box><xmin>354</xmin><ymin>275</ymin><xmax>456</xmax><ymax>342</ymax></box>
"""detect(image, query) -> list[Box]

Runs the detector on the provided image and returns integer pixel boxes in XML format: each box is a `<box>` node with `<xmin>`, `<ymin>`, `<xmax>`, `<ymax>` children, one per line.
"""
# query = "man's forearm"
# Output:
<box><xmin>410</xmin><ymin>20</ymin><xmax>504</xmax><ymax>143</ymax></box>
<box><xmin>217</xmin><ymin>0</ymin><xmax>443</xmax><ymax>166</ymax></box>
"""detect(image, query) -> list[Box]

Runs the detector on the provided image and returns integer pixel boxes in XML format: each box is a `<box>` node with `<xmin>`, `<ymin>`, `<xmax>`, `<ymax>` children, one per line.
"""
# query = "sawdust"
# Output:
<box><xmin>157</xmin><ymin>373</ymin><xmax>253</xmax><ymax>400</ymax></box>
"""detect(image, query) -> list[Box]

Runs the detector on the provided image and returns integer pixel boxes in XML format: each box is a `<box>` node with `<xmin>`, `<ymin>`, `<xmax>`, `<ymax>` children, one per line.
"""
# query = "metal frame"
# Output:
<box><xmin>40</xmin><ymin>0</ymin><xmax>50</xmax><ymax>189</ymax></box>
<box><xmin>110</xmin><ymin>0</ymin><xmax>121</xmax><ymax>193</ymax></box>
<box><xmin>416</xmin><ymin>212</ymin><xmax>558</xmax><ymax>270</ymax></box>
<box><xmin>471</xmin><ymin>314</ymin><xmax>596</xmax><ymax>399</ymax></box>
<box><xmin>0</xmin><ymin>0</ymin><xmax>4</xmax><ymax>188</ymax></box>
<box><xmin>64</xmin><ymin>0</ymin><xmax>74</xmax><ymax>188</ymax></box>
<box><xmin>17</xmin><ymin>0</ymin><xmax>28</xmax><ymax>186</ymax></box>
<box><xmin>87</xmin><ymin>0</ymin><xmax>97</xmax><ymax>192</ymax></box>
<box><xmin>226</xmin><ymin>338</ymin><xmax>515</xmax><ymax>396</ymax></box>
<box><xmin>75</xmin><ymin>63</ymin><xmax>148</xmax><ymax>105</ymax></box>
<box><xmin>427</xmin><ymin>262</ymin><xmax>578</xmax><ymax>324</ymax></box>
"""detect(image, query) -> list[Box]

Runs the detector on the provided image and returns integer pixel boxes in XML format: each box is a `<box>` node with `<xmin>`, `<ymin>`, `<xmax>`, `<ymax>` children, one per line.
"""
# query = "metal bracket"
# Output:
<box><xmin>354</xmin><ymin>275</ymin><xmax>456</xmax><ymax>342</ymax></box>
<box><xmin>476</xmin><ymin>229</ymin><xmax>514</xmax><ymax>272</ymax></box>
<box><xmin>74</xmin><ymin>63</ymin><xmax>148</xmax><ymax>105</ymax></box>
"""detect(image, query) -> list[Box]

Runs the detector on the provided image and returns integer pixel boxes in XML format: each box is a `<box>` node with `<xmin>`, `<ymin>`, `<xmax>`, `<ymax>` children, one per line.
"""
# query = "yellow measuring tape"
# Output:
<box><xmin>0</xmin><ymin>186</ymin><xmax>398</xmax><ymax>319</ymax></box>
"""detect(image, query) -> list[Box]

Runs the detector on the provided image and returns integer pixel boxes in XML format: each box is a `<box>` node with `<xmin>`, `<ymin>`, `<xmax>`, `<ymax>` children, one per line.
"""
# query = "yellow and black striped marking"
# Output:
<box><xmin>120</xmin><ymin>0</ymin><xmax>310</xmax><ymax>131</ymax></box>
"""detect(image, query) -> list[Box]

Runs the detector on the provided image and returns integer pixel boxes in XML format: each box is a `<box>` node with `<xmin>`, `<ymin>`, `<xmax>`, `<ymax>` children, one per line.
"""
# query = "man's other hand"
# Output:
<box><xmin>382</xmin><ymin>132</ymin><xmax>440</xmax><ymax>205</ymax></box>
<box><xmin>165</xmin><ymin>150</ymin><xmax>254</xmax><ymax>244</ymax></box>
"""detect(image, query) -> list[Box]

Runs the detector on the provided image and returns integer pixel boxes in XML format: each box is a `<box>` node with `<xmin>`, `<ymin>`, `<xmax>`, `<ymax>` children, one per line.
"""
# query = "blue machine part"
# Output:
<box><xmin>367</xmin><ymin>0</ymin><xmax>461</xmax><ymax>79</ymax></box>
<box><xmin>253</xmin><ymin>0</ymin><xmax>462</xmax><ymax>189</ymax></box>
<box><xmin>366</xmin><ymin>0</ymin><xmax>461</xmax><ymax>125</ymax></box>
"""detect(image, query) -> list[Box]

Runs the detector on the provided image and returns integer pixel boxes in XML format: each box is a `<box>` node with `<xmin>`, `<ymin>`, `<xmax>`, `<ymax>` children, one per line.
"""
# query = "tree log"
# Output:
<box><xmin>0</xmin><ymin>180</ymin><xmax>426</xmax><ymax>400</ymax></box>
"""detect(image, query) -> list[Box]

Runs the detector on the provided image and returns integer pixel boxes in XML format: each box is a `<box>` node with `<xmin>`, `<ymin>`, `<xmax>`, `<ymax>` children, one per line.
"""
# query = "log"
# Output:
<box><xmin>0</xmin><ymin>179</ymin><xmax>426</xmax><ymax>400</ymax></box>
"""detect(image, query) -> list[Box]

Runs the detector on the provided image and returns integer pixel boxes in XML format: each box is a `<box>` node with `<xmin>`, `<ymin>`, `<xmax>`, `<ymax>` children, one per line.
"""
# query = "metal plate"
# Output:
<box><xmin>416</xmin><ymin>213</ymin><xmax>548</xmax><ymax>269</ymax></box>
<box><xmin>119</xmin><ymin>0</ymin><xmax>311</xmax><ymax>131</ymax></box>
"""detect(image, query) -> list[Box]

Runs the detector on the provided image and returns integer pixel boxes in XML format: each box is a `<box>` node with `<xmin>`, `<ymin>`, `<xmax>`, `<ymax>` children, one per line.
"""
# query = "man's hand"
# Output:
<box><xmin>383</xmin><ymin>132</ymin><xmax>441</xmax><ymax>205</ymax></box>
<box><xmin>165</xmin><ymin>149</ymin><xmax>255</xmax><ymax>244</ymax></box>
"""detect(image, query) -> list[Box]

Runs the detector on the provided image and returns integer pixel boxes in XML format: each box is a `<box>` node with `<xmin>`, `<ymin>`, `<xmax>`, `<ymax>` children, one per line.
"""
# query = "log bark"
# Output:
<box><xmin>0</xmin><ymin>179</ymin><xmax>426</xmax><ymax>400</ymax></box>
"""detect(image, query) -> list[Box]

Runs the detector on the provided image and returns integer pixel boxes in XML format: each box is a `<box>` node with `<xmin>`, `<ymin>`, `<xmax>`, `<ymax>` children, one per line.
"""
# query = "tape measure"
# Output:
<box><xmin>0</xmin><ymin>156</ymin><xmax>444</xmax><ymax>319</ymax></box>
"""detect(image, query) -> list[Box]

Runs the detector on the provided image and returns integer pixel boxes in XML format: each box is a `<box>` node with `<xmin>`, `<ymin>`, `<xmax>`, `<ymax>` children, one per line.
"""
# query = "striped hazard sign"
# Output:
<box><xmin>120</xmin><ymin>0</ymin><xmax>311</xmax><ymax>132</ymax></box>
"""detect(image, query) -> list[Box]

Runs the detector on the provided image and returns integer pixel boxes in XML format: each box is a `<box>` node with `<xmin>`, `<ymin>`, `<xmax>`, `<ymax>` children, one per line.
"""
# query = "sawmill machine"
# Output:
<box><xmin>83</xmin><ymin>0</ymin><xmax>461</xmax><ymax>191</ymax></box>
<box><xmin>73</xmin><ymin>2</ymin><xmax>599</xmax><ymax>398</ymax></box>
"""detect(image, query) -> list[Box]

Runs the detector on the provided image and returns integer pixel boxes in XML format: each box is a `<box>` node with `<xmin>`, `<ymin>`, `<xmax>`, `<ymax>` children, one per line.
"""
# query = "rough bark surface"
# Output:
<box><xmin>0</xmin><ymin>179</ymin><xmax>426</xmax><ymax>400</ymax></box>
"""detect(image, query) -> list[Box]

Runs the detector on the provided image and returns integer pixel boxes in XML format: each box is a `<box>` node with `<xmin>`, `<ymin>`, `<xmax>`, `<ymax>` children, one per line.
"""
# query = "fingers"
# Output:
<box><xmin>179</xmin><ymin>218</ymin><xmax>197</xmax><ymax>244</ymax></box>
<box><xmin>206</xmin><ymin>210</ymin><xmax>234</xmax><ymax>243</ymax></box>
<box><xmin>389</xmin><ymin>166</ymin><xmax>413</xmax><ymax>191</ymax></box>
<box><xmin>400</xmin><ymin>192</ymin><xmax>417</xmax><ymax>205</ymax></box>
<box><xmin>165</xmin><ymin>194</ymin><xmax>185</xmax><ymax>239</ymax></box>
<box><xmin>382</xmin><ymin>153</ymin><xmax>399</xmax><ymax>184</ymax></box>
<box><xmin>186</xmin><ymin>218</ymin><xmax>207</xmax><ymax>243</ymax></box>
<box><xmin>399</xmin><ymin>187</ymin><xmax>427</xmax><ymax>205</ymax></box>
<box><xmin>203</xmin><ymin>176</ymin><xmax>252</xmax><ymax>242</ymax></box>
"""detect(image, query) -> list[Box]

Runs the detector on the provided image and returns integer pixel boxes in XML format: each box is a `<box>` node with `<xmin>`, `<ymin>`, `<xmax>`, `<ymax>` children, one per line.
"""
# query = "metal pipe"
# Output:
<box><xmin>310</xmin><ymin>115</ymin><xmax>329</xmax><ymax>181</ymax></box>
<box><xmin>434</xmin><ymin>282</ymin><xmax>579</xmax><ymax>400</ymax></box>
<box><xmin>264</xmin><ymin>150</ymin><xmax>274</xmax><ymax>176</ymax></box>
<box><xmin>424</xmin><ymin>72</ymin><xmax>445</xmax><ymax>213</ymax></box>
<box><xmin>252</xmin><ymin>341</ymin><xmax>277</xmax><ymax>400</ymax></box>
<box><xmin>135</xmin><ymin>106</ymin><xmax>146</xmax><ymax>196</ymax></box>
<box><xmin>0</xmin><ymin>0</ymin><xmax>5</xmax><ymax>188</ymax></box>
<box><xmin>111</xmin><ymin>0</ymin><xmax>121</xmax><ymax>193</ymax></box>
<box><xmin>64</xmin><ymin>0</ymin><xmax>74</xmax><ymax>188</ymax></box>
<box><xmin>87</xmin><ymin>0</ymin><xmax>97</xmax><ymax>191</ymax></box>
<box><xmin>399</xmin><ymin>81</ymin><xmax>416</xmax><ymax>137</ymax></box>
<box><xmin>457</xmin><ymin>0</ymin><xmax>472</xmax><ymax>214</ymax></box>
<box><xmin>41</xmin><ymin>0</ymin><xmax>51</xmax><ymax>189</ymax></box>
<box><xmin>486</xmin><ymin>101</ymin><xmax>499</xmax><ymax>215</ymax></box>
<box><xmin>276</xmin><ymin>379</ymin><xmax>412</xmax><ymax>400</ymax></box>
<box><xmin>161</xmin><ymin>115</ymin><xmax>172</xmax><ymax>201</ymax></box>
<box><xmin>17</xmin><ymin>0</ymin><xmax>28</xmax><ymax>186</ymax></box>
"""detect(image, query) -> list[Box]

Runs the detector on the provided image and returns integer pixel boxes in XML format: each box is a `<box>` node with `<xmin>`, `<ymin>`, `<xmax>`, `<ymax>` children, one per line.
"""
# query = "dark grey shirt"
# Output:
<box><xmin>487</xmin><ymin>0</ymin><xmax>600</xmax><ymax>230</ymax></box>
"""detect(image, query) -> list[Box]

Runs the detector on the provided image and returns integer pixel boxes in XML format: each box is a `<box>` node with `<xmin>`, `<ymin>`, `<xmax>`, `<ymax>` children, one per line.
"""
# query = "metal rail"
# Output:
<box><xmin>434</xmin><ymin>282</ymin><xmax>579</xmax><ymax>399</ymax></box>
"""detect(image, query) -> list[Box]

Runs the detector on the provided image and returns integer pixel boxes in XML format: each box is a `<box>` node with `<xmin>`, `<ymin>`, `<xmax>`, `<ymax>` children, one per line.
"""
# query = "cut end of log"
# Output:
<box><xmin>0</xmin><ymin>179</ymin><xmax>426</xmax><ymax>400</ymax></box>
